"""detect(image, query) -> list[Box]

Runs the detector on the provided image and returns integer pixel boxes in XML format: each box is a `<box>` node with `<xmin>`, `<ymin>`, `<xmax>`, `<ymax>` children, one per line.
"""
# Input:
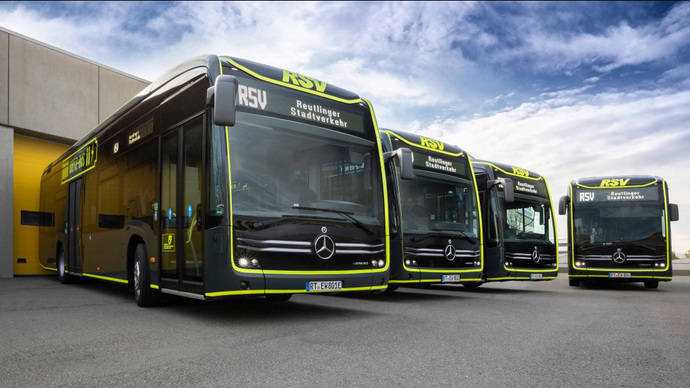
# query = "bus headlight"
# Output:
<box><xmin>377</xmin><ymin>259</ymin><xmax>385</xmax><ymax>268</ymax></box>
<box><xmin>238</xmin><ymin>258</ymin><xmax>249</xmax><ymax>268</ymax></box>
<box><xmin>405</xmin><ymin>260</ymin><xmax>411</xmax><ymax>266</ymax></box>
<box><xmin>250</xmin><ymin>258</ymin><xmax>260</xmax><ymax>267</ymax></box>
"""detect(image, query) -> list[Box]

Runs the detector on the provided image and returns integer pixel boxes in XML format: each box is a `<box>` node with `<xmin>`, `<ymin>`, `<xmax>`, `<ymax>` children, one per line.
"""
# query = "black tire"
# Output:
<box><xmin>644</xmin><ymin>280</ymin><xmax>659</xmax><ymax>289</ymax></box>
<box><xmin>133</xmin><ymin>243</ymin><xmax>159</xmax><ymax>307</ymax></box>
<box><xmin>266</xmin><ymin>294</ymin><xmax>292</xmax><ymax>302</ymax></box>
<box><xmin>57</xmin><ymin>247</ymin><xmax>70</xmax><ymax>284</ymax></box>
<box><xmin>568</xmin><ymin>278</ymin><xmax>580</xmax><ymax>287</ymax></box>
<box><xmin>462</xmin><ymin>282</ymin><xmax>483</xmax><ymax>289</ymax></box>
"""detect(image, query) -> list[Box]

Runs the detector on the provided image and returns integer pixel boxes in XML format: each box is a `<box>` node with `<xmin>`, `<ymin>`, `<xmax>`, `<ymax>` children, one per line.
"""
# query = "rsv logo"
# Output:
<box><xmin>512</xmin><ymin>167</ymin><xmax>529</xmax><ymax>177</ymax></box>
<box><xmin>600</xmin><ymin>178</ymin><xmax>630</xmax><ymax>187</ymax></box>
<box><xmin>238</xmin><ymin>84</ymin><xmax>267</xmax><ymax>110</ymax></box>
<box><xmin>579</xmin><ymin>192</ymin><xmax>594</xmax><ymax>202</ymax></box>
<box><xmin>282</xmin><ymin>70</ymin><xmax>327</xmax><ymax>92</ymax></box>
<box><xmin>420</xmin><ymin>136</ymin><xmax>444</xmax><ymax>151</ymax></box>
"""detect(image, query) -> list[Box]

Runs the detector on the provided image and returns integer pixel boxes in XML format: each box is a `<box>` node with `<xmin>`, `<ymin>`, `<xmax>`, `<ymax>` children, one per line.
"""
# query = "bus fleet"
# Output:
<box><xmin>38</xmin><ymin>55</ymin><xmax>680</xmax><ymax>305</ymax></box>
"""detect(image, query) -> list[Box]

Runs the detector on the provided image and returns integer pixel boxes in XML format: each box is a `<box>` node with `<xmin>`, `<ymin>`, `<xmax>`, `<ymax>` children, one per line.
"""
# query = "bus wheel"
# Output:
<box><xmin>644</xmin><ymin>280</ymin><xmax>659</xmax><ymax>289</ymax></box>
<box><xmin>462</xmin><ymin>282</ymin><xmax>482</xmax><ymax>289</ymax></box>
<box><xmin>133</xmin><ymin>243</ymin><xmax>159</xmax><ymax>307</ymax></box>
<box><xmin>568</xmin><ymin>278</ymin><xmax>580</xmax><ymax>287</ymax></box>
<box><xmin>57</xmin><ymin>248</ymin><xmax>70</xmax><ymax>284</ymax></box>
<box><xmin>266</xmin><ymin>294</ymin><xmax>292</xmax><ymax>302</ymax></box>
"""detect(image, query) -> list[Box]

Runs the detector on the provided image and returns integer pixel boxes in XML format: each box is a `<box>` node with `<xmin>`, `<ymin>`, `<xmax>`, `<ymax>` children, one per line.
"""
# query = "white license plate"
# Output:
<box><xmin>306</xmin><ymin>280</ymin><xmax>342</xmax><ymax>291</ymax></box>
<box><xmin>609</xmin><ymin>272</ymin><xmax>631</xmax><ymax>278</ymax></box>
<box><xmin>442</xmin><ymin>274</ymin><xmax>461</xmax><ymax>283</ymax></box>
<box><xmin>531</xmin><ymin>273</ymin><xmax>543</xmax><ymax>280</ymax></box>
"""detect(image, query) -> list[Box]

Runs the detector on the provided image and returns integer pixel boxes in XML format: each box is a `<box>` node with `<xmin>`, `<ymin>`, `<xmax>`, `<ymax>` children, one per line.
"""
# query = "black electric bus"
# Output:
<box><xmin>39</xmin><ymin>55</ymin><xmax>392</xmax><ymax>306</ymax></box>
<box><xmin>472</xmin><ymin>161</ymin><xmax>558</xmax><ymax>286</ymax></box>
<box><xmin>558</xmin><ymin>176</ymin><xmax>679</xmax><ymax>288</ymax></box>
<box><xmin>380</xmin><ymin>129</ymin><xmax>483</xmax><ymax>289</ymax></box>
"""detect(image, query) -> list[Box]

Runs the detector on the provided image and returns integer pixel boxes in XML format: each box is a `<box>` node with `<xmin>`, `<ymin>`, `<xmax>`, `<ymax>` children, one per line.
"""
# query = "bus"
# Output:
<box><xmin>472</xmin><ymin>161</ymin><xmax>558</xmax><ymax>286</ymax></box>
<box><xmin>380</xmin><ymin>129</ymin><xmax>483</xmax><ymax>289</ymax></box>
<box><xmin>38</xmin><ymin>55</ymin><xmax>395</xmax><ymax>306</ymax></box>
<box><xmin>558</xmin><ymin>176</ymin><xmax>679</xmax><ymax>288</ymax></box>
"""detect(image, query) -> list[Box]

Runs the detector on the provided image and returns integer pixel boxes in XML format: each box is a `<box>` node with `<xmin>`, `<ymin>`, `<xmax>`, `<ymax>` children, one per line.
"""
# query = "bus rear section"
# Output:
<box><xmin>380</xmin><ymin>130</ymin><xmax>483</xmax><ymax>290</ymax></box>
<box><xmin>472</xmin><ymin>161</ymin><xmax>559</xmax><ymax>285</ymax></box>
<box><xmin>39</xmin><ymin>55</ymin><xmax>390</xmax><ymax>306</ymax></box>
<box><xmin>559</xmin><ymin>176</ymin><xmax>679</xmax><ymax>288</ymax></box>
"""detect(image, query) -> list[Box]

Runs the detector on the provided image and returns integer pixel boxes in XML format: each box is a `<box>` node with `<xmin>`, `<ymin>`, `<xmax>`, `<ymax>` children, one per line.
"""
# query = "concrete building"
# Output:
<box><xmin>0</xmin><ymin>27</ymin><xmax>149</xmax><ymax>278</ymax></box>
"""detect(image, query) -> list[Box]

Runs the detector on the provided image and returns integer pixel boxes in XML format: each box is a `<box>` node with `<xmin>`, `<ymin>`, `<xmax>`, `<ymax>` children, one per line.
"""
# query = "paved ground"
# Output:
<box><xmin>1</xmin><ymin>276</ymin><xmax>689</xmax><ymax>387</ymax></box>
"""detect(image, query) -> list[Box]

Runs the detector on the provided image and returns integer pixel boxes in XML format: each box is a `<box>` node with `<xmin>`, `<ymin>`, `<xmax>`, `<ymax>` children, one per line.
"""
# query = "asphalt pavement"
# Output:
<box><xmin>1</xmin><ymin>276</ymin><xmax>689</xmax><ymax>387</ymax></box>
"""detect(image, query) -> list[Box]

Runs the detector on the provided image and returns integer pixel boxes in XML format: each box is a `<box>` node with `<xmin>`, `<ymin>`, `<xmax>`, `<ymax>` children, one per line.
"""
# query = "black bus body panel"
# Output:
<box><xmin>566</xmin><ymin>175</ymin><xmax>673</xmax><ymax>283</ymax></box>
<box><xmin>381</xmin><ymin>129</ymin><xmax>482</xmax><ymax>286</ymax></box>
<box><xmin>472</xmin><ymin>161</ymin><xmax>559</xmax><ymax>282</ymax></box>
<box><xmin>40</xmin><ymin>54</ymin><xmax>390</xmax><ymax>300</ymax></box>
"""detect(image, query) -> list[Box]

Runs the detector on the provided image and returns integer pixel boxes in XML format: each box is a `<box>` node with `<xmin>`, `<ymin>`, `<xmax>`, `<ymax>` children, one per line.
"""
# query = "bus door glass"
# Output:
<box><xmin>66</xmin><ymin>178</ymin><xmax>83</xmax><ymax>272</ymax></box>
<box><xmin>160</xmin><ymin>117</ymin><xmax>204</xmax><ymax>286</ymax></box>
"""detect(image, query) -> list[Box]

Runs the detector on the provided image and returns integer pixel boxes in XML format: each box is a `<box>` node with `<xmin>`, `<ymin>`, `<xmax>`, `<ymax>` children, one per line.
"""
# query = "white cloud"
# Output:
<box><xmin>494</xmin><ymin>3</ymin><xmax>690</xmax><ymax>73</ymax></box>
<box><xmin>584</xmin><ymin>76</ymin><xmax>600</xmax><ymax>84</ymax></box>
<box><xmin>422</xmin><ymin>87</ymin><xmax>690</xmax><ymax>254</ymax></box>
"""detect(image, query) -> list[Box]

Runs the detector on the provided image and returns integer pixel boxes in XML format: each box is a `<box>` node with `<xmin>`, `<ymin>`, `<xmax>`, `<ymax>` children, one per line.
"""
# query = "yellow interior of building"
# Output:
<box><xmin>13</xmin><ymin>134</ymin><xmax>69</xmax><ymax>275</ymax></box>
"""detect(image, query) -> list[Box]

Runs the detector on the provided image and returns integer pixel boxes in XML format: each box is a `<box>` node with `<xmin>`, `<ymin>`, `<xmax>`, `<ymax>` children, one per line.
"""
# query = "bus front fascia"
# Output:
<box><xmin>566</xmin><ymin>181</ymin><xmax>673</xmax><ymax>277</ymax></box>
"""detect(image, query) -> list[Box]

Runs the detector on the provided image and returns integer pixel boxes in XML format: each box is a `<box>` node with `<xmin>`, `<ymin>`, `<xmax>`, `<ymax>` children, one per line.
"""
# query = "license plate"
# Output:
<box><xmin>530</xmin><ymin>273</ymin><xmax>543</xmax><ymax>280</ymax></box>
<box><xmin>442</xmin><ymin>274</ymin><xmax>461</xmax><ymax>283</ymax></box>
<box><xmin>609</xmin><ymin>272</ymin><xmax>631</xmax><ymax>278</ymax></box>
<box><xmin>306</xmin><ymin>280</ymin><xmax>342</xmax><ymax>291</ymax></box>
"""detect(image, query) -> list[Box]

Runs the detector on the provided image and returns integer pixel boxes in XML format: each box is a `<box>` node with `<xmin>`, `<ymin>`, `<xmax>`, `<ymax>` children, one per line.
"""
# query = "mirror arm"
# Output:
<box><xmin>206</xmin><ymin>86</ymin><xmax>215</xmax><ymax>106</ymax></box>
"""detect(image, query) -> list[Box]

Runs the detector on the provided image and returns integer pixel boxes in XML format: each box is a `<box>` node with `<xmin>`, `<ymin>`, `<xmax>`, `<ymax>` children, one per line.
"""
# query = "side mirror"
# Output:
<box><xmin>558</xmin><ymin>195</ymin><xmax>569</xmax><ymax>215</ymax></box>
<box><xmin>208</xmin><ymin>75</ymin><xmax>238</xmax><ymax>126</ymax></box>
<box><xmin>501</xmin><ymin>178</ymin><xmax>514</xmax><ymax>203</ymax></box>
<box><xmin>383</xmin><ymin>147</ymin><xmax>415</xmax><ymax>180</ymax></box>
<box><xmin>669</xmin><ymin>203</ymin><xmax>679</xmax><ymax>222</ymax></box>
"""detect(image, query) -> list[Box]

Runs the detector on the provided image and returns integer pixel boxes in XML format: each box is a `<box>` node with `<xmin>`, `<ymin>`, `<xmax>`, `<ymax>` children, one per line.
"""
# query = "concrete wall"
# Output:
<box><xmin>0</xmin><ymin>31</ymin><xmax>8</xmax><ymax>125</ymax></box>
<box><xmin>98</xmin><ymin>67</ymin><xmax>145</xmax><ymax>123</ymax></box>
<box><xmin>2</xmin><ymin>27</ymin><xmax>149</xmax><ymax>141</ymax></box>
<box><xmin>0</xmin><ymin>126</ymin><xmax>13</xmax><ymax>278</ymax></box>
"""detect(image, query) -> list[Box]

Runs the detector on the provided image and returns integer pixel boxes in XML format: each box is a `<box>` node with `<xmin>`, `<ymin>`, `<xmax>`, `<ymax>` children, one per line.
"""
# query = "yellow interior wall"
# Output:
<box><xmin>14</xmin><ymin>134</ymin><xmax>69</xmax><ymax>275</ymax></box>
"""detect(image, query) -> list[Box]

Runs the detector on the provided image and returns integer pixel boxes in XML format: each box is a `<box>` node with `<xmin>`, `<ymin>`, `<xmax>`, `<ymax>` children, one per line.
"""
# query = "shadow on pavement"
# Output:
<box><xmin>336</xmin><ymin>289</ymin><xmax>462</xmax><ymax>302</ymax></box>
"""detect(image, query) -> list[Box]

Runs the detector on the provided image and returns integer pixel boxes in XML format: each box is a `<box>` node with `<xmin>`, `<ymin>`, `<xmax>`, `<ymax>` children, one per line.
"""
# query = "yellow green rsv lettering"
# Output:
<box><xmin>420</xmin><ymin>136</ymin><xmax>444</xmax><ymax>151</ymax></box>
<box><xmin>512</xmin><ymin>167</ymin><xmax>529</xmax><ymax>177</ymax></box>
<box><xmin>282</xmin><ymin>70</ymin><xmax>327</xmax><ymax>92</ymax></box>
<box><xmin>599</xmin><ymin>178</ymin><xmax>630</xmax><ymax>187</ymax></box>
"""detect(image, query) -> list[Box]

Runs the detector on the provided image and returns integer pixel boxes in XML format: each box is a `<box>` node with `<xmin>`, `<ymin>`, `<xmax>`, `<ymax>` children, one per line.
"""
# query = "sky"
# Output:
<box><xmin>1</xmin><ymin>1</ymin><xmax>689</xmax><ymax>254</ymax></box>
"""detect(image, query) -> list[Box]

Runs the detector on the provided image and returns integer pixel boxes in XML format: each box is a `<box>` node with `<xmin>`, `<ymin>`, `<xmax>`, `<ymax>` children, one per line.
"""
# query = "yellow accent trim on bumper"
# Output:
<box><xmin>569</xmin><ymin>274</ymin><xmax>672</xmax><ymax>280</ymax></box>
<box><xmin>150</xmin><ymin>284</ymin><xmax>159</xmax><ymax>289</ymax></box>
<box><xmin>82</xmin><ymin>273</ymin><xmax>128</xmax><ymax>284</ymax></box>
<box><xmin>205</xmin><ymin>285</ymin><xmax>387</xmax><ymax>297</ymax></box>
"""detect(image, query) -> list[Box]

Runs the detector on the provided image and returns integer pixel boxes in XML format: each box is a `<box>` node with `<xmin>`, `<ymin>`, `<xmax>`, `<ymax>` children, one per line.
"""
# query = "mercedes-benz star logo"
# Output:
<box><xmin>445</xmin><ymin>244</ymin><xmax>456</xmax><ymax>261</ymax></box>
<box><xmin>314</xmin><ymin>234</ymin><xmax>335</xmax><ymax>260</ymax></box>
<box><xmin>612</xmin><ymin>248</ymin><xmax>626</xmax><ymax>264</ymax></box>
<box><xmin>531</xmin><ymin>246</ymin><xmax>541</xmax><ymax>264</ymax></box>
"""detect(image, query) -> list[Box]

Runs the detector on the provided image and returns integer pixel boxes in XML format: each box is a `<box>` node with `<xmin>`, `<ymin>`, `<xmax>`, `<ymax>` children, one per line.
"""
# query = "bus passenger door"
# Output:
<box><xmin>66</xmin><ymin>178</ymin><xmax>83</xmax><ymax>273</ymax></box>
<box><xmin>160</xmin><ymin>116</ymin><xmax>205</xmax><ymax>294</ymax></box>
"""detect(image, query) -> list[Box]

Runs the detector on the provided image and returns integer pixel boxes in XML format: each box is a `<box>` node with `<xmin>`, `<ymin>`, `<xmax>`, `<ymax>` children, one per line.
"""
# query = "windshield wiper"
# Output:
<box><xmin>292</xmin><ymin>205</ymin><xmax>374</xmax><ymax>235</ymax></box>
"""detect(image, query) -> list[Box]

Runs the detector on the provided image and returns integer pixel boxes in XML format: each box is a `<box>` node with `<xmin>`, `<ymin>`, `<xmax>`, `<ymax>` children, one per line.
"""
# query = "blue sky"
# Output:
<box><xmin>1</xmin><ymin>1</ymin><xmax>689</xmax><ymax>253</ymax></box>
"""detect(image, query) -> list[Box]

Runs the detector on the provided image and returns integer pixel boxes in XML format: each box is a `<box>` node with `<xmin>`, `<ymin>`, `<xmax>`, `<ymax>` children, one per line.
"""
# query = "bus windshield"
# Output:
<box><xmin>503</xmin><ymin>197</ymin><xmax>555</xmax><ymax>244</ymax></box>
<box><xmin>574</xmin><ymin>203</ymin><xmax>665</xmax><ymax>248</ymax></box>
<box><xmin>226</xmin><ymin>111</ymin><xmax>384</xmax><ymax>226</ymax></box>
<box><xmin>400</xmin><ymin>174</ymin><xmax>478</xmax><ymax>237</ymax></box>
